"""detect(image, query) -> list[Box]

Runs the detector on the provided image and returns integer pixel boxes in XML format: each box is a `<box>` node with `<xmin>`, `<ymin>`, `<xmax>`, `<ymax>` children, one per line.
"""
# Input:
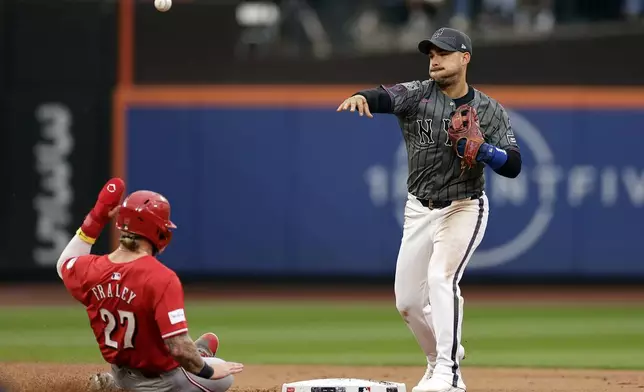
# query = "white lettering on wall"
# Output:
<box><xmin>33</xmin><ymin>103</ymin><xmax>74</xmax><ymax>265</ymax></box>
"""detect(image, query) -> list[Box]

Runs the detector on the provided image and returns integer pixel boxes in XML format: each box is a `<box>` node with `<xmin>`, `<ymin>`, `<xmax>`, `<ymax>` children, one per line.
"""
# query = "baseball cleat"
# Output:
<box><xmin>89</xmin><ymin>372</ymin><xmax>119</xmax><ymax>391</ymax></box>
<box><xmin>412</xmin><ymin>377</ymin><xmax>465</xmax><ymax>392</ymax></box>
<box><xmin>416</xmin><ymin>363</ymin><xmax>435</xmax><ymax>386</ymax></box>
<box><xmin>195</xmin><ymin>332</ymin><xmax>220</xmax><ymax>357</ymax></box>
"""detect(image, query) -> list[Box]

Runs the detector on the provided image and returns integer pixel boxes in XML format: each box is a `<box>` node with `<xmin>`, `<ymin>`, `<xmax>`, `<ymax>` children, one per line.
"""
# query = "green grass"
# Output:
<box><xmin>0</xmin><ymin>300</ymin><xmax>643</xmax><ymax>370</ymax></box>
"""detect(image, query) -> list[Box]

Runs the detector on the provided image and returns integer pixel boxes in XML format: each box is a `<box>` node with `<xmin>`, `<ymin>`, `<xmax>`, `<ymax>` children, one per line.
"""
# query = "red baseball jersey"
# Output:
<box><xmin>60</xmin><ymin>254</ymin><xmax>189</xmax><ymax>374</ymax></box>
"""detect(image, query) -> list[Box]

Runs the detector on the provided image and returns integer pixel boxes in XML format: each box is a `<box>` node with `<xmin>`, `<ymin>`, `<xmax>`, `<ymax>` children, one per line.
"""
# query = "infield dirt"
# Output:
<box><xmin>1</xmin><ymin>283</ymin><xmax>643</xmax><ymax>391</ymax></box>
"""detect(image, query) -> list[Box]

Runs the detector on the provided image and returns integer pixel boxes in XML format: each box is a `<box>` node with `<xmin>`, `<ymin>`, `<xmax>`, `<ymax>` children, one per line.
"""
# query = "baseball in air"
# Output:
<box><xmin>154</xmin><ymin>0</ymin><xmax>172</xmax><ymax>12</ymax></box>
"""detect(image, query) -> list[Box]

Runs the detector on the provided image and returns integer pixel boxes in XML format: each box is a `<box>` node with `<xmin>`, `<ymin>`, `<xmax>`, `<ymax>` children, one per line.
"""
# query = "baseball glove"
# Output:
<box><xmin>448</xmin><ymin>104</ymin><xmax>484</xmax><ymax>172</ymax></box>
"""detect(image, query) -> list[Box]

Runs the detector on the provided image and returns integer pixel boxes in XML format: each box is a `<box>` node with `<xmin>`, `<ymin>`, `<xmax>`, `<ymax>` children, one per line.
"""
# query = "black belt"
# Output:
<box><xmin>417</xmin><ymin>192</ymin><xmax>482</xmax><ymax>210</ymax></box>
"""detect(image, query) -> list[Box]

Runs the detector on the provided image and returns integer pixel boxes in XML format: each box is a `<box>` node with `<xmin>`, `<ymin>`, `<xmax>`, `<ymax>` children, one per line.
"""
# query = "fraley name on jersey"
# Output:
<box><xmin>90</xmin><ymin>283</ymin><xmax>137</xmax><ymax>304</ymax></box>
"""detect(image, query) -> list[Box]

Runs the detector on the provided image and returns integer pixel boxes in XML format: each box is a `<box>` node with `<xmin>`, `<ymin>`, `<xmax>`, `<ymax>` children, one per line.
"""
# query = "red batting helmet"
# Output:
<box><xmin>116</xmin><ymin>190</ymin><xmax>177</xmax><ymax>254</ymax></box>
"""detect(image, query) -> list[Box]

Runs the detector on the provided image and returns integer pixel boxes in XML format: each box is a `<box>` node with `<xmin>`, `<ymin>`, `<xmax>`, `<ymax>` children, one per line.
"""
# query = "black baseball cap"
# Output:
<box><xmin>418</xmin><ymin>27</ymin><xmax>472</xmax><ymax>55</ymax></box>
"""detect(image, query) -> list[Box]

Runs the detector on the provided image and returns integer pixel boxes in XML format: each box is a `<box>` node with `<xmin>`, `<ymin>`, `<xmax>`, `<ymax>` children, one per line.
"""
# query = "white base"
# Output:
<box><xmin>282</xmin><ymin>378</ymin><xmax>407</xmax><ymax>392</ymax></box>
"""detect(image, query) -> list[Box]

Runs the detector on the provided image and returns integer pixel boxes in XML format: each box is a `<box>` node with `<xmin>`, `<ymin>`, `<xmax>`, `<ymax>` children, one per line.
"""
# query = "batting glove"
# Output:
<box><xmin>78</xmin><ymin>178</ymin><xmax>125</xmax><ymax>244</ymax></box>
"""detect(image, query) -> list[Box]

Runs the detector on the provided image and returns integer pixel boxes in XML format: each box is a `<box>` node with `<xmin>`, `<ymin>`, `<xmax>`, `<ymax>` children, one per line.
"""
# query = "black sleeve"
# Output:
<box><xmin>493</xmin><ymin>149</ymin><xmax>522</xmax><ymax>179</ymax></box>
<box><xmin>354</xmin><ymin>87</ymin><xmax>393</xmax><ymax>114</ymax></box>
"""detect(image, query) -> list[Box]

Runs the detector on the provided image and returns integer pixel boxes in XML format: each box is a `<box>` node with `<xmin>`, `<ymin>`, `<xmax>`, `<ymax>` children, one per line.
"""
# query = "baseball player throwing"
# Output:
<box><xmin>337</xmin><ymin>28</ymin><xmax>521</xmax><ymax>392</ymax></box>
<box><xmin>56</xmin><ymin>178</ymin><xmax>244</xmax><ymax>391</ymax></box>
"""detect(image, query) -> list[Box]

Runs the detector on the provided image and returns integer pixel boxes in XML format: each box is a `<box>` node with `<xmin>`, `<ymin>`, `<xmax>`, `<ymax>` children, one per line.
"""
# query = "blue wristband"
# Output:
<box><xmin>478</xmin><ymin>143</ymin><xmax>508</xmax><ymax>170</ymax></box>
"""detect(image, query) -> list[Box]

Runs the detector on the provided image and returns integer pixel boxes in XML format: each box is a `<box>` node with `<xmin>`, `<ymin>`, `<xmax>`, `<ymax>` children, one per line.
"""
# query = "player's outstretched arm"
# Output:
<box><xmin>165</xmin><ymin>333</ymin><xmax>205</xmax><ymax>375</ymax></box>
<box><xmin>56</xmin><ymin>178</ymin><xmax>125</xmax><ymax>279</ymax></box>
<box><xmin>337</xmin><ymin>94</ymin><xmax>373</xmax><ymax>118</ymax></box>
<box><xmin>164</xmin><ymin>333</ymin><xmax>244</xmax><ymax>380</ymax></box>
<box><xmin>337</xmin><ymin>85</ymin><xmax>400</xmax><ymax>118</ymax></box>
<box><xmin>155</xmin><ymin>275</ymin><xmax>243</xmax><ymax>380</ymax></box>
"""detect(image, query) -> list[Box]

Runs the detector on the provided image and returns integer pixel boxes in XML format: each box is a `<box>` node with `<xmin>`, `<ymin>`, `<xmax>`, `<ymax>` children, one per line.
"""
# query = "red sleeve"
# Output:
<box><xmin>154</xmin><ymin>273</ymin><xmax>189</xmax><ymax>339</ymax></box>
<box><xmin>60</xmin><ymin>256</ymin><xmax>89</xmax><ymax>302</ymax></box>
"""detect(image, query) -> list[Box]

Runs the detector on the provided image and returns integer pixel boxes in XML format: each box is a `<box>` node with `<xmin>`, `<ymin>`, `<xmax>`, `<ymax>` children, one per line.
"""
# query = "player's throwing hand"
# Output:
<box><xmin>336</xmin><ymin>94</ymin><xmax>373</xmax><ymax>118</ymax></box>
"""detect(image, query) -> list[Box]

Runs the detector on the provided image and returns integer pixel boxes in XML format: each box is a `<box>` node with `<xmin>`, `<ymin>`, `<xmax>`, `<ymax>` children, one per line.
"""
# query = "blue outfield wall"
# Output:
<box><xmin>125</xmin><ymin>105</ymin><xmax>644</xmax><ymax>279</ymax></box>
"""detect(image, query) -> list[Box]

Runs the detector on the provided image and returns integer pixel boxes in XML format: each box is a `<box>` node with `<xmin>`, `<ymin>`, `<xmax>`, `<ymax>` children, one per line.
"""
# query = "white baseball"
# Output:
<box><xmin>154</xmin><ymin>0</ymin><xmax>172</xmax><ymax>12</ymax></box>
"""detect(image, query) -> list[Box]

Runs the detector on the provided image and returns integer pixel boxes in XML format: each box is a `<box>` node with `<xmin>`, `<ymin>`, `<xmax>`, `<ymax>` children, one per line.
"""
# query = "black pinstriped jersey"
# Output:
<box><xmin>381</xmin><ymin>80</ymin><xmax>520</xmax><ymax>201</ymax></box>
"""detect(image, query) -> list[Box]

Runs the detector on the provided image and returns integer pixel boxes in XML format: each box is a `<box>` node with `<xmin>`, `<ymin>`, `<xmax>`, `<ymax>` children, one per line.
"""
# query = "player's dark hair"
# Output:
<box><xmin>119</xmin><ymin>232</ymin><xmax>140</xmax><ymax>252</ymax></box>
<box><xmin>119</xmin><ymin>231</ymin><xmax>159</xmax><ymax>255</ymax></box>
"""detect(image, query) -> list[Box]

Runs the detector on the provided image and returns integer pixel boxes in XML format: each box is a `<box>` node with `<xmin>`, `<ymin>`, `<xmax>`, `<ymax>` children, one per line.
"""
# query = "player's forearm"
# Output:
<box><xmin>354</xmin><ymin>87</ymin><xmax>393</xmax><ymax>113</ymax></box>
<box><xmin>56</xmin><ymin>235</ymin><xmax>92</xmax><ymax>279</ymax></box>
<box><xmin>164</xmin><ymin>333</ymin><xmax>207</xmax><ymax>375</ymax></box>
<box><xmin>463</xmin><ymin>139</ymin><xmax>521</xmax><ymax>179</ymax></box>
<box><xmin>492</xmin><ymin>149</ymin><xmax>521</xmax><ymax>178</ymax></box>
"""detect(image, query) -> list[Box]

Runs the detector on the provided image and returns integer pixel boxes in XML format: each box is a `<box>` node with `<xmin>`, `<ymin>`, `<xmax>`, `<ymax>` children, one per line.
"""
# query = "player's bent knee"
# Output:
<box><xmin>202</xmin><ymin>357</ymin><xmax>235</xmax><ymax>392</ymax></box>
<box><xmin>215</xmin><ymin>375</ymin><xmax>234</xmax><ymax>392</ymax></box>
<box><xmin>427</xmin><ymin>272</ymin><xmax>451</xmax><ymax>288</ymax></box>
<box><xmin>204</xmin><ymin>357</ymin><xmax>226</xmax><ymax>366</ymax></box>
<box><xmin>395</xmin><ymin>298</ymin><xmax>424</xmax><ymax>317</ymax></box>
<box><xmin>395</xmin><ymin>287</ymin><xmax>425</xmax><ymax>311</ymax></box>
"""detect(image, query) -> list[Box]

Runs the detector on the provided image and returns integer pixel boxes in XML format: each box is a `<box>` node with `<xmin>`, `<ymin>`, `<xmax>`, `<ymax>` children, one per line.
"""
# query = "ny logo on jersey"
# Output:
<box><xmin>416</xmin><ymin>119</ymin><xmax>453</xmax><ymax>147</ymax></box>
